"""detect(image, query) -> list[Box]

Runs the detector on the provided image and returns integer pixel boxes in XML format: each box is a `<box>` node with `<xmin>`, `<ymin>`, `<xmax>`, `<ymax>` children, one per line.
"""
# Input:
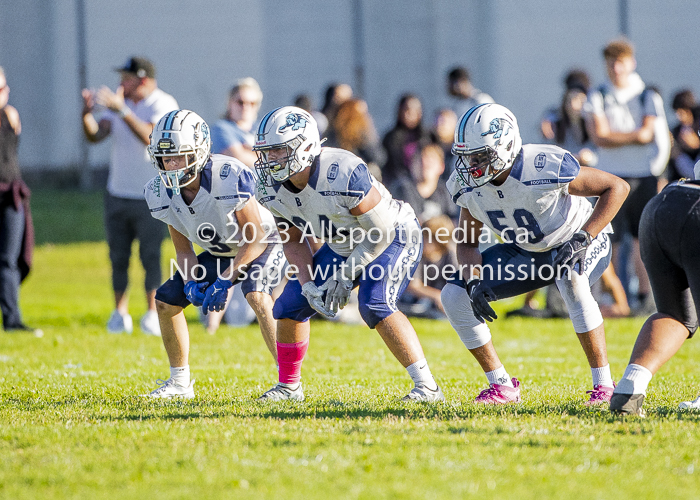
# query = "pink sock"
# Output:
<box><xmin>277</xmin><ymin>339</ymin><xmax>309</xmax><ymax>384</ymax></box>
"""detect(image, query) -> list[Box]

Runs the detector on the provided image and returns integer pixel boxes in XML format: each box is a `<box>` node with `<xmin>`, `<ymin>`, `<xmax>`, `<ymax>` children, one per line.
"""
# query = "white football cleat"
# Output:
<box><xmin>143</xmin><ymin>379</ymin><xmax>195</xmax><ymax>399</ymax></box>
<box><xmin>401</xmin><ymin>384</ymin><xmax>445</xmax><ymax>402</ymax></box>
<box><xmin>679</xmin><ymin>395</ymin><xmax>700</xmax><ymax>410</ymax></box>
<box><xmin>258</xmin><ymin>382</ymin><xmax>304</xmax><ymax>401</ymax></box>
<box><xmin>140</xmin><ymin>310</ymin><xmax>161</xmax><ymax>337</ymax></box>
<box><xmin>107</xmin><ymin>310</ymin><xmax>133</xmax><ymax>334</ymax></box>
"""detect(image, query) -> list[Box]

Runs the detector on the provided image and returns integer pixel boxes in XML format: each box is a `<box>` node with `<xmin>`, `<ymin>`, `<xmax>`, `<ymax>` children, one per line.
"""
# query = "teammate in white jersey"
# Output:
<box><xmin>253</xmin><ymin>106</ymin><xmax>443</xmax><ymax>402</ymax></box>
<box><xmin>441</xmin><ymin>103</ymin><xmax>629</xmax><ymax>405</ymax></box>
<box><xmin>142</xmin><ymin>110</ymin><xmax>285</xmax><ymax>398</ymax></box>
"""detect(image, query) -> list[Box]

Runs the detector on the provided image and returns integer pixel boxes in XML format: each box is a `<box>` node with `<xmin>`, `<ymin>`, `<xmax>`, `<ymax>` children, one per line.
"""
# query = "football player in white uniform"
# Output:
<box><xmin>253</xmin><ymin>106</ymin><xmax>443</xmax><ymax>402</ymax></box>
<box><xmin>441</xmin><ymin>103</ymin><xmax>629</xmax><ymax>404</ymax></box>
<box><xmin>142</xmin><ymin>109</ymin><xmax>285</xmax><ymax>398</ymax></box>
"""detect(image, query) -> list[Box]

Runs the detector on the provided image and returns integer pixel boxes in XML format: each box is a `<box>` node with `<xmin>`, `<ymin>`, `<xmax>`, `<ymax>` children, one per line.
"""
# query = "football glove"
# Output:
<box><xmin>553</xmin><ymin>231</ymin><xmax>591</xmax><ymax>275</ymax></box>
<box><xmin>184</xmin><ymin>281</ymin><xmax>208</xmax><ymax>307</ymax></box>
<box><xmin>466</xmin><ymin>279</ymin><xmax>498</xmax><ymax>323</ymax></box>
<box><xmin>201</xmin><ymin>278</ymin><xmax>233</xmax><ymax>313</ymax></box>
<box><xmin>301</xmin><ymin>281</ymin><xmax>334</xmax><ymax>319</ymax></box>
<box><xmin>319</xmin><ymin>273</ymin><xmax>354</xmax><ymax>314</ymax></box>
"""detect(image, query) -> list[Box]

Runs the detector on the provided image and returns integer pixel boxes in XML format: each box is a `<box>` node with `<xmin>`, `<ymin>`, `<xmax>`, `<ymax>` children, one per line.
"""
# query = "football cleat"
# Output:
<box><xmin>473</xmin><ymin>377</ymin><xmax>521</xmax><ymax>404</ymax></box>
<box><xmin>140</xmin><ymin>310</ymin><xmax>161</xmax><ymax>337</ymax></box>
<box><xmin>401</xmin><ymin>384</ymin><xmax>445</xmax><ymax>402</ymax></box>
<box><xmin>107</xmin><ymin>310</ymin><xmax>133</xmax><ymax>334</ymax></box>
<box><xmin>610</xmin><ymin>393</ymin><xmax>646</xmax><ymax>416</ymax></box>
<box><xmin>143</xmin><ymin>378</ymin><xmax>195</xmax><ymax>399</ymax></box>
<box><xmin>678</xmin><ymin>395</ymin><xmax>700</xmax><ymax>410</ymax></box>
<box><xmin>258</xmin><ymin>382</ymin><xmax>305</xmax><ymax>401</ymax></box>
<box><xmin>585</xmin><ymin>383</ymin><xmax>616</xmax><ymax>406</ymax></box>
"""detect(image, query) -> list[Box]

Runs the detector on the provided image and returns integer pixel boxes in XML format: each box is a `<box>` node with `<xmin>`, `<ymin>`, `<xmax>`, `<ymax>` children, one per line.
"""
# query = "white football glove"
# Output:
<box><xmin>319</xmin><ymin>273</ymin><xmax>354</xmax><ymax>314</ymax></box>
<box><xmin>301</xmin><ymin>281</ymin><xmax>334</xmax><ymax>318</ymax></box>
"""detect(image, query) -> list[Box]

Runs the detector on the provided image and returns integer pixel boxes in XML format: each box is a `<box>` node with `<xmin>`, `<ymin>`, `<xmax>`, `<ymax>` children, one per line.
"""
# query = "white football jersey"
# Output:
<box><xmin>145</xmin><ymin>154</ymin><xmax>278</xmax><ymax>257</ymax></box>
<box><xmin>447</xmin><ymin>144</ymin><xmax>606</xmax><ymax>252</ymax></box>
<box><xmin>256</xmin><ymin>147</ymin><xmax>416</xmax><ymax>257</ymax></box>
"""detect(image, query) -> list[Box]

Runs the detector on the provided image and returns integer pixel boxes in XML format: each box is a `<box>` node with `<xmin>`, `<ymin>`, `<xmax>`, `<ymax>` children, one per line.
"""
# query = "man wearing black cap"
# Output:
<box><xmin>81</xmin><ymin>56</ymin><xmax>178</xmax><ymax>337</ymax></box>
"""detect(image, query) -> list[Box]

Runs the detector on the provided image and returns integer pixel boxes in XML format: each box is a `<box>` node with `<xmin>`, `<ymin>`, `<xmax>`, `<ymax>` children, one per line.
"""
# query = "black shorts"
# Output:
<box><xmin>639</xmin><ymin>183</ymin><xmax>700</xmax><ymax>336</ymax></box>
<box><xmin>610</xmin><ymin>176</ymin><xmax>658</xmax><ymax>243</ymax></box>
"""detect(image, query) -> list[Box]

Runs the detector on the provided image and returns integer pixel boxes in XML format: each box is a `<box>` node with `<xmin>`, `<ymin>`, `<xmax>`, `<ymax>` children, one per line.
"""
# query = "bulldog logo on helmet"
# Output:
<box><xmin>481</xmin><ymin>118</ymin><xmax>513</xmax><ymax>146</ymax></box>
<box><xmin>277</xmin><ymin>113</ymin><xmax>308</xmax><ymax>133</ymax></box>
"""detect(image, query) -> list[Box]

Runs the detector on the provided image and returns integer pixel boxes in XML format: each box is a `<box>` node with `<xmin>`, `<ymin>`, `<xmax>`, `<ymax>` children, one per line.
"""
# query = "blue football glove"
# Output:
<box><xmin>466</xmin><ymin>279</ymin><xmax>498</xmax><ymax>323</ymax></box>
<box><xmin>553</xmin><ymin>231</ymin><xmax>591</xmax><ymax>275</ymax></box>
<box><xmin>184</xmin><ymin>281</ymin><xmax>208</xmax><ymax>307</ymax></box>
<box><xmin>201</xmin><ymin>278</ymin><xmax>233</xmax><ymax>314</ymax></box>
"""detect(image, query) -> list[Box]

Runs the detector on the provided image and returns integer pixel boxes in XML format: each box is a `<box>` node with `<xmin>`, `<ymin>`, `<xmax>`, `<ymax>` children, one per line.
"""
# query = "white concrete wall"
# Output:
<box><xmin>0</xmin><ymin>0</ymin><xmax>698</xmax><ymax>171</ymax></box>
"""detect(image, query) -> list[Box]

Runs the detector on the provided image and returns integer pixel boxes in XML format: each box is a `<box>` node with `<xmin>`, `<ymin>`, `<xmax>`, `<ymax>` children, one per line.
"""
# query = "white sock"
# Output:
<box><xmin>591</xmin><ymin>364</ymin><xmax>614</xmax><ymax>388</ymax></box>
<box><xmin>615</xmin><ymin>364</ymin><xmax>653</xmax><ymax>395</ymax></box>
<box><xmin>406</xmin><ymin>359</ymin><xmax>437</xmax><ymax>390</ymax></box>
<box><xmin>170</xmin><ymin>365</ymin><xmax>190</xmax><ymax>387</ymax></box>
<box><xmin>485</xmin><ymin>365</ymin><xmax>514</xmax><ymax>388</ymax></box>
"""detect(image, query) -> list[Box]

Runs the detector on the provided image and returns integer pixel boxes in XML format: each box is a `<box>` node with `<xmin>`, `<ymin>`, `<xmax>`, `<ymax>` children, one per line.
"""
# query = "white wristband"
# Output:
<box><xmin>118</xmin><ymin>106</ymin><xmax>132</xmax><ymax>119</ymax></box>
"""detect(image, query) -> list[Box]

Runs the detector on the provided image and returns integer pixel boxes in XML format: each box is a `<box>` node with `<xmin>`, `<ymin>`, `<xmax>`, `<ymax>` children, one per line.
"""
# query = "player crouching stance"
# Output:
<box><xmin>253</xmin><ymin>106</ymin><xmax>443</xmax><ymax>402</ymax></box>
<box><xmin>142</xmin><ymin>110</ymin><xmax>285</xmax><ymax>398</ymax></box>
<box><xmin>440</xmin><ymin>104</ymin><xmax>629</xmax><ymax>405</ymax></box>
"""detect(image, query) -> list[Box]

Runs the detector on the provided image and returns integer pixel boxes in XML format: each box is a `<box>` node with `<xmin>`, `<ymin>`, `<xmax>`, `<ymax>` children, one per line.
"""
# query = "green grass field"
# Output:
<box><xmin>2</xmin><ymin>190</ymin><xmax>700</xmax><ymax>499</ymax></box>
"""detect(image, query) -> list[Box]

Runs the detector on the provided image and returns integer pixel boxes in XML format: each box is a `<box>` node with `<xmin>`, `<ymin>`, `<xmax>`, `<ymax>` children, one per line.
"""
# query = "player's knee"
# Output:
<box><xmin>441</xmin><ymin>283</ymin><xmax>491</xmax><ymax>349</ymax></box>
<box><xmin>556</xmin><ymin>274</ymin><xmax>603</xmax><ymax>333</ymax></box>
<box><xmin>155</xmin><ymin>298</ymin><xmax>181</xmax><ymax>316</ymax></box>
<box><xmin>246</xmin><ymin>291</ymin><xmax>273</xmax><ymax>315</ymax></box>
<box><xmin>441</xmin><ymin>283</ymin><xmax>465</xmax><ymax>317</ymax></box>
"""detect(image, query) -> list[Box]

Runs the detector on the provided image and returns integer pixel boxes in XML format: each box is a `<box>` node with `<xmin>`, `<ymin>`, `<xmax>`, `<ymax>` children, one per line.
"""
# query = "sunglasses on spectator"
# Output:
<box><xmin>235</xmin><ymin>99</ymin><xmax>259</xmax><ymax>107</ymax></box>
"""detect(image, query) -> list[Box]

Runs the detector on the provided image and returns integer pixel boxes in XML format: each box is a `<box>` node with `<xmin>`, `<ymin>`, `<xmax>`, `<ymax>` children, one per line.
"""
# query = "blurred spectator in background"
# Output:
<box><xmin>0</xmin><ymin>66</ymin><xmax>37</xmax><ymax>334</ymax></box>
<box><xmin>446</xmin><ymin>66</ymin><xmax>494</xmax><ymax>119</ymax></box>
<box><xmin>320</xmin><ymin>82</ymin><xmax>352</xmax><ymax>138</ymax></box>
<box><xmin>295</xmin><ymin>94</ymin><xmax>328</xmax><ymax>136</ymax></box>
<box><xmin>430</xmin><ymin>108</ymin><xmax>458</xmax><ymax>181</ymax></box>
<box><xmin>81</xmin><ymin>56</ymin><xmax>178</xmax><ymax>336</ymax></box>
<box><xmin>541</xmin><ymin>69</ymin><xmax>598</xmax><ymax>167</ymax></box>
<box><xmin>667</xmin><ymin>89</ymin><xmax>699</xmax><ymax>181</ymax></box>
<box><xmin>382</xmin><ymin>94</ymin><xmax>432</xmax><ymax>184</ymax></box>
<box><xmin>584</xmin><ymin>39</ymin><xmax>670</xmax><ymax>316</ymax></box>
<box><xmin>399</xmin><ymin>215</ymin><xmax>457</xmax><ymax>319</ymax></box>
<box><xmin>210</xmin><ymin>77</ymin><xmax>263</xmax><ymax>168</ymax></box>
<box><xmin>389</xmin><ymin>143</ymin><xmax>458</xmax><ymax>224</ymax></box>
<box><xmin>325</xmin><ymin>98</ymin><xmax>385</xmax><ymax>180</ymax></box>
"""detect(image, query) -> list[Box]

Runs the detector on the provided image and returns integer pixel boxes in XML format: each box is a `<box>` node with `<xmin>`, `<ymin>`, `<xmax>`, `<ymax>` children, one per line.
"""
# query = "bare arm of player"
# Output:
<box><xmin>455</xmin><ymin>207</ymin><xmax>485</xmax><ymax>281</ymax></box>
<box><xmin>587</xmin><ymin>113</ymin><xmax>656</xmax><ymax>148</ymax></box>
<box><xmin>221</xmin><ymin>200</ymin><xmax>268</xmax><ymax>284</ymax></box>
<box><xmin>568</xmin><ymin>166</ymin><xmax>630</xmax><ymax>238</ymax></box>
<box><xmin>169</xmin><ymin>225</ymin><xmax>199</xmax><ymax>282</ymax></box>
<box><xmin>278</xmin><ymin>220</ymin><xmax>314</xmax><ymax>285</ymax></box>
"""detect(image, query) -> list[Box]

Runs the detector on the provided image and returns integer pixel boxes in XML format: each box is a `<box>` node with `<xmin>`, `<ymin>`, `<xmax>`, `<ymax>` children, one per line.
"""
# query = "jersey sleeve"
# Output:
<box><xmin>339</xmin><ymin>162</ymin><xmax>374</xmax><ymax>209</ymax></box>
<box><xmin>219</xmin><ymin>167</ymin><xmax>256</xmax><ymax>212</ymax></box>
<box><xmin>557</xmin><ymin>152</ymin><xmax>581</xmax><ymax>185</ymax></box>
<box><xmin>143</xmin><ymin>176</ymin><xmax>170</xmax><ymax>222</ymax></box>
<box><xmin>644</xmin><ymin>89</ymin><xmax>661</xmax><ymax>118</ymax></box>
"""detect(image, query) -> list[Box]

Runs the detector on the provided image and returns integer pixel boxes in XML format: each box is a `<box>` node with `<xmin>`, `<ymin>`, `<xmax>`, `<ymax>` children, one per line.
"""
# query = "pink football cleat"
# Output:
<box><xmin>585</xmin><ymin>383</ymin><xmax>616</xmax><ymax>406</ymax></box>
<box><xmin>473</xmin><ymin>378</ymin><xmax>521</xmax><ymax>404</ymax></box>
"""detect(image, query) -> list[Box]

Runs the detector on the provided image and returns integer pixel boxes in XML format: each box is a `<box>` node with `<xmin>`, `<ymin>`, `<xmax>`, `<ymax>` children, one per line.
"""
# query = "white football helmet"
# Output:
<box><xmin>148</xmin><ymin>109</ymin><xmax>211</xmax><ymax>195</ymax></box>
<box><xmin>452</xmin><ymin>103</ymin><xmax>522</xmax><ymax>187</ymax></box>
<box><xmin>253</xmin><ymin>106</ymin><xmax>321</xmax><ymax>186</ymax></box>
